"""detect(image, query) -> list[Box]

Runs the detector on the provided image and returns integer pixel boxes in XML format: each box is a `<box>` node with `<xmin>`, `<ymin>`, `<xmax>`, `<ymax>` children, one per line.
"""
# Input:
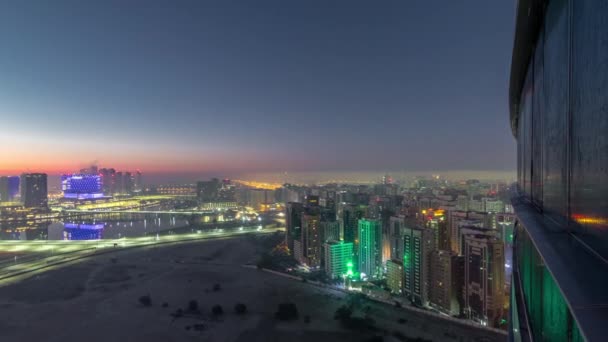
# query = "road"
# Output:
<box><xmin>0</xmin><ymin>227</ymin><xmax>284</xmax><ymax>285</ymax></box>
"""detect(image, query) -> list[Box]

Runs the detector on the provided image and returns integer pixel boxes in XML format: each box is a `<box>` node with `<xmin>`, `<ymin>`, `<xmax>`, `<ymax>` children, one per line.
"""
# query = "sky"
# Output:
<box><xmin>0</xmin><ymin>0</ymin><xmax>516</xmax><ymax>180</ymax></box>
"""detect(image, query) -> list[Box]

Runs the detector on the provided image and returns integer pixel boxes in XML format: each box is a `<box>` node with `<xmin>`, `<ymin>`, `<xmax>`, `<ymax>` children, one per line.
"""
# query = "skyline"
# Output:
<box><xmin>0</xmin><ymin>1</ymin><xmax>516</xmax><ymax>175</ymax></box>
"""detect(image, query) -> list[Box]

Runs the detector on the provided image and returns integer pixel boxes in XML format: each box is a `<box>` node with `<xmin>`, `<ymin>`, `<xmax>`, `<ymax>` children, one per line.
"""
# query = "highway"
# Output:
<box><xmin>0</xmin><ymin>226</ymin><xmax>284</xmax><ymax>285</ymax></box>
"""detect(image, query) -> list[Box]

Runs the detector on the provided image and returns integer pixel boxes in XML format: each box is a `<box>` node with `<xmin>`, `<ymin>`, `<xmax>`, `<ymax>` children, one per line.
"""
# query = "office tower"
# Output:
<box><xmin>402</xmin><ymin>225</ymin><xmax>435</xmax><ymax>306</ymax></box>
<box><xmin>20</xmin><ymin>173</ymin><xmax>48</xmax><ymax>208</ymax></box>
<box><xmin>386</xmin><ymin>259</ymin><xmax>404</xmax><ymax>295</ymax></box>
<box><xmin>115</xmin><ymin>171</ymin><xmax>124</xmax><ymax>194</ymax></box>
<box><xmin>305</xmin><ymin>195</ymin><xmax>319</xmax><ymax>207</ymax></box>
<box><xmin>483</xmin><ymin>198</ymin><xmax>504</xmax><ymax>213</ymax></box>
<box><xmin>124</xmin><ymin>172</ymin><xmax>134</xmax><ymax>194</ymax></box>
<box><xmin>0</xmin><ymin>176</ymin><xmax>19</xmax><ymax>202</ymax></box>
<box><xmin>456</xmin><ymin>195</ymin><xmax>469</xmax><ymax>211</ymax></box>
<box><xmin>324</xmin><ymin>240</ymin><xmax>353</xmax><ymax>279</ymax></box>
<box><xmin>301</xmin><ymin>213</ymin><xmax>321</xmax><ymax>267</ymax></box>
<box><xmin>197</xmin><ymin>178</ymin><xmax>220</xmax><ymax>202</ymax></box>
<box><xmin>321</xmin><ymin>221</ymin><xmax>340</xmax><ymax>242</ymax></box>
<box><xmin>358</xmin><ymin>219</ymin><xmax>382</xmax><ymax>279</ymax></box>
<box><xmin>429</xmin><ymin>250</ymin><xmax>463</xmax><ymax>316</ymax></box>
<box><xmin>99</xmin><ymin>168</ymin><xmax>116</xmax><ymax>195</ymax></box>
<box><xmin>464</xmin><ymin>235</ymin><xmax>504</xmax><ymax>328</ymax></box>
<box><xmin>509</xmin><ymin>1</ymin><xmax>608</xmax><ymax>339</ymax></box>
<box><xmin>134</xmin><ymin>170</ymin><xmax>143</xmax><ymax>192</ymax></box>
<box><xmin>389</xmin><ymin>215</ymin><xmax>405</xmax><ymax>261</ymax></box>
<box><xmin>285</xmin><ymin>202</ymin><xmax>304</xmax><ymax>253</ymax></box>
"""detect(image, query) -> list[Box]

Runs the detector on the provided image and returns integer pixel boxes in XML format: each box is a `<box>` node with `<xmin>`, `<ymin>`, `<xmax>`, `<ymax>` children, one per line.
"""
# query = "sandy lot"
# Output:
<box><xmin>0</xmin><ymin>235</ymin><xmax>505</xmax><ymax>342</ymax></box>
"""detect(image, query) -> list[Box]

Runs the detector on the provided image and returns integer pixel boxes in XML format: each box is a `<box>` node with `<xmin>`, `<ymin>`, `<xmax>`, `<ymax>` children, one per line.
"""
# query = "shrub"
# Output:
<box><xmin>139</xmin><ymin>295</ymin><xmax>152</xmax><ymax>307</ymax></box>
<box><xmin>212</xmin><ymin>283</ymin><xmax>221</xmax><ymax>292</ymax></box>
<box><xmin>212</xmin><ymin>305</ymin><xmax>224</xmax><ymax>315</ymax></box>
<box><xmin>188</xmin><ymin>300</ymin><xmax>199</xmax><ymax>312</ymax></box>
<box><xmin>162</xmin><ymin>302</ymin><xmax>169</xmax><ymax>308</ymax></box>
<box><xmin>234</xmin><ymin>303</ymin><xmax>247</xmax><ymax>315</ymax></box>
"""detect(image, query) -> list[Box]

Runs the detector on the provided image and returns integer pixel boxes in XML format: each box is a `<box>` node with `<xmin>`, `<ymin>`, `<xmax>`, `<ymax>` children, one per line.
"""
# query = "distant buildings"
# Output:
<box><xmin>20</xmin><ymin>173</ymin><xmax>47</xmax><ymax>208</ymax></box>
<box><xmin>324</xmin><ymin>240</ymin><xmax>353</xmax><ymax>279</ymax></box>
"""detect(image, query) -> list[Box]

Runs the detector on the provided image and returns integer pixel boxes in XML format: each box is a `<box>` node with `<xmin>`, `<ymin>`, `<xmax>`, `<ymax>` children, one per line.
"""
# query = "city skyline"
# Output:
<box><xmin>0</xmin><ymin>1</ymin><xmax>516</xmax><ymax>175</ymax></box>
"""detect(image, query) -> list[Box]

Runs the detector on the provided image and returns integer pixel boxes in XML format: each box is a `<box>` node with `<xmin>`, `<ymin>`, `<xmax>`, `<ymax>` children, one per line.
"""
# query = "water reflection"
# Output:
<box><xmin>1</xmin><ymin>213</ymin><xmax>273</xmax><ymax>241</ymax></box>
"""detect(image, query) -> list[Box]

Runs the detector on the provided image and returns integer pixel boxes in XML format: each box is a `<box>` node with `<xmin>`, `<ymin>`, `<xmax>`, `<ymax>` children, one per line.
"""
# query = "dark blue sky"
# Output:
<box><xmin>0</xmin><ymin>0</ymin><xmax>516</xmax><ymax>176</ymax></box>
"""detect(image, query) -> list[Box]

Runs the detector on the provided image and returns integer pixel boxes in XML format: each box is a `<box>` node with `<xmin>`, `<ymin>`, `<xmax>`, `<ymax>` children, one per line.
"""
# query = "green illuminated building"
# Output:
<box><xmin>323</xmin><ymin>240</ymin><xmax>354</xmax><ymax>279</ymax></box>
<box><xmin>358</xmin><ymin>218</ymin><xmax>382</xmax><ymax>279</ymax></box>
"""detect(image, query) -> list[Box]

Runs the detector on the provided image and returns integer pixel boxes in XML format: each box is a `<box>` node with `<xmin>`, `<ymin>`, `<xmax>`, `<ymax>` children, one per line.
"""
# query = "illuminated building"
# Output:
<box><xmin>429</xmin><ymin>250</ymin><xmax>463</xmax><ymax>316</ymax></box>
<box><xmin>321</xmin><ymin>220</ymin><xmax>340</xmax><ymax>242</ymax></box>
<box><xmin>324</xmin><ymin>240</ymin><xmax>353</xmax><ymax>279</ymax></box>
<box><xmin>339</xmin><ymin>203</ymin><xmax>367</xmax><ymax>266</ymax></box>
<box><xmin>155</xmin><ymin>184</ymin><xmax>196</xmax><ymax>195</ymax></box>
<box><xmin>402</xmin><ymin>225</ymin><xmax>435</xmax><ymax>306</ymax></box>
<box><xmin>386</xmin><ymin>259</ymin><xmax>404</xmax><ymax>294</ymax></box>
<box><xmin>61</xmin><ymin>174</ymin><xmax>104</xmax><ymax>200</ymax></box>
<box><xmin>199</xmin><ymin>202</ymin><xmax>238</xmax><ymax>210</ymax></box>
<box><xmin>0</xmin><ymin>176</ymin><xmax>19</xmax><ymax>202</ymax></box>
<box><xmin>20</xmin><ymin>173</ymin><xmax>48</xmax><ymax>208</ymax></box>
<box><xmin>285</xmin><ymin>202</ymin><xmax>304</xmax><ymax>253</ymax></box>
<box><xmin>358</xmin><ymin>219</ymin><xmax>382</xmax><ymax>279</ymax></box>
<box><xmin>63</xmin><ymin>222</ymin><xmax>104</xmax><ymax>240</ymax></box>
<box><xmin>305</xmin><ymin>195</ymin><xmax>319</xmax><ymax>207</ymax></box>
<box><xmin>483</xmin><ymin>198</ymin><xmax>505</xmax><ymax>213</ymax></box>
<box><xmin>508</xmin><ymin>1</ymin><xmax>608</xmax><ymax>339</ymax></box>
<box><xmin>124</xmin><ymin>171</ymin><xmax>134</xmax><ymax>194</ymax></box>
<box><xmin>134</xmin><ymin>170</ymin><xmax>143</xmax><ymax>193</ymax></box>
<box><xmin>301</xmin><ymin>213</ymin><xmax>322</xmax><ymax>267</ymax></box>
<box><xmin>463</xmin><ymin>234</ymin><xmax>504</xmax><ymax>327</ymax></box>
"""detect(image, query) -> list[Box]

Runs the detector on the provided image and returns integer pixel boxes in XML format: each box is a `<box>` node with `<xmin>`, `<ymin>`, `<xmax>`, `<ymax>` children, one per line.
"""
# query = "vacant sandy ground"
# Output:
<box><xmin>0</xmin><ymin>235</ymin><xmax>505</xmax><ymax>342</ymax></box>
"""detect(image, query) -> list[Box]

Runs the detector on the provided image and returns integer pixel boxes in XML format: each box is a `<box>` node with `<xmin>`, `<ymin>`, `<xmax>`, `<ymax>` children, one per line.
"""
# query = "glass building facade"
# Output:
<box><xmin>509</xmin><ymin>1</ymin><xmax>608</xmax><ymax>341</ymax></box>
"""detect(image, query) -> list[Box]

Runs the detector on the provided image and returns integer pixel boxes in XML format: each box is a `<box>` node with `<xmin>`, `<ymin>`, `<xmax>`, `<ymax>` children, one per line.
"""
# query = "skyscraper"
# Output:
<box><xmin>324</xmin><ymin>240</ymin><xmax>353</xmax><ymax>279</ymax></box>
<box><xmin>99</xmin><ymin>168</ymin><xmax>116</xmax><ymax>195</ymax></box>
<box><xmin>0</xmin><ymin>176</ymin><xmax>19</xmax><ymax>202</ymax></box>
<box><xmin>386</xmin><ymin>259</ymin><xmax>404</xmax><ymax>295</ymax></box>
<box><xmin>429</xmin><ymin>250</ymin><xmax>463</xmax><ymax>316</ymax></box>
<box><xmin>508</xmin><ymin>1</ymin><xmax>608</xmax><ymax>339</ymax></box>
<box><xmin>321</xmin><ymin>220</ymin><xmax>340</xmax><ymax>242</ymax></box>
<box><xmin>20</xmin><ymin>173</ymin><xmax>47</xmax><ymax>208</ymax></box>
<box><xmin>357</xmin><ymin>219</ymin><xmax>382</xmax><ymax>279</ymax></box>
<box><xmin>463</xmin><ymin>234</ymin><xmax>504</xmax><ymax>328</ymax></box>
<box><xmin>402</xmin><ymin>225</ymin><xmax>435</xmax><ymax>306</ymax></box>
<box><xmin>197</xmin><ymin>178</ymin><xmax>220</xmax><ymax>203</ymax></box>
<box><xmin>301</xmin><ymin>213</ymin><xmax>321</xmax><ymax>267</ymax></box>
<box><xmin>285</xmin><ymin>202</ymin><xmax>304</xmax><ymax>253</ymax></box>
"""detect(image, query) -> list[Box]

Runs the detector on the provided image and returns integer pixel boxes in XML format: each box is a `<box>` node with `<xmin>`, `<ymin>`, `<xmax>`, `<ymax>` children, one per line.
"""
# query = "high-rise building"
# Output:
<box><xmin>388</xmin><ymin>215</ymin><xmax>406</xmax><ymax>261</ymax></box>
<box><xmin>301</xmin><ymin>213</ymin><xmax>321</xmax><ymax>267</ymax></box>
<box><xmin>357</xmin><ymin>219</ymin><xmax>382</xmax><ymax>279</ymax></box>
<box><xmin>134</xmin><ymin>170</ymin><xmax>143</xmax><ymax>193</ymax></box>
<box><xmin>197</xmin><ymin>178</ymin><xmax>220</xmax><ymax>203</ymax></box>
<box><xmin>115</xmin><ymin>171</ymin><xmax>124</xmax><ymax>194</ymax></box>
<box><xmin>321</xmin><ymin>221</ymin><xmax>340</xmax><ymax>242</ymax></box>
<box><xmin>386</xmin><ymin>259</ymin><xmax>404</xmax><ymax>295</ymax></box>
<box><xmin>402</xmin><ymin>225</ymin><xmax>435</xmax><ymax>306</ymax></box>
<box><xmin>324</xmin><ymin>240</ymin><xmax>353</xmax><ymax>279</ymax></box>
<box><xmin>429</xmin><ymin>250</ymin><xmax>463</xmax><ymax>316</ymax></box>
<box><xmin>508</xmin><ymin>1</ymin><xmax>608</xmax><ymax>339</ymax></box>
<box><xmin>20</xmin><ymin>173</ymin><xmax>47</xmax><ymax>208</ymax></box>
<box><xmin>99</xmin><ymin>168</ymin><xmax>116</xmax><ymax>195</ymax></box>
<box><xmin>124</xmin><ymin>172</ymin><xmax>134</xmax><ymax>194</ymax></box>
<box><xmin>285</xmin><ymin>202</ymin><xmax>304</xmax><ymax>253</ymax></box>
<box><xmin>463</xmin><ymin>235</ymin><xmax>504</xmax><ymax>328</ymax></box>
<box><xmin>0</xmin><ymin>176</ymin><xmax>19</xmax><ymax>202</ymax></box>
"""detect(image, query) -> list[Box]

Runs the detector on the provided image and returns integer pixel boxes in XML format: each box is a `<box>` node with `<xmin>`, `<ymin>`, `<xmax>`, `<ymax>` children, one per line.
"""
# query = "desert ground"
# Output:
<box><xmin>0</xmin><ymin>234</ymin><xmax>505</xmax><ymax>342</ymax></box>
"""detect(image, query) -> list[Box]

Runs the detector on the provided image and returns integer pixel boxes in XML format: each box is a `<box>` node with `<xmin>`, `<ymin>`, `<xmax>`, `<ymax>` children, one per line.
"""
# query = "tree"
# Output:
<box><xmin>234</xmin><ymin>303</ymin><xmax>247</xmax><ymax>315</ymax></box>
<box><xmin>213</xmin><ymin>283</ymin><xmax>221</xmax><ymax>292</ymax></box>
<box><xmin>212</xmin><ymin>304</ymin><xmax>224</xmax><ymax>315</ymax></box>
<box><xmin>139</xmin><ymin>295</ymin><xmax>152</xmax><ymax>307</ymax></box>
<box><xmin>188</xmin><ymin>300</ymin><xmax>199</xmax><ymax>312</ymax></box>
